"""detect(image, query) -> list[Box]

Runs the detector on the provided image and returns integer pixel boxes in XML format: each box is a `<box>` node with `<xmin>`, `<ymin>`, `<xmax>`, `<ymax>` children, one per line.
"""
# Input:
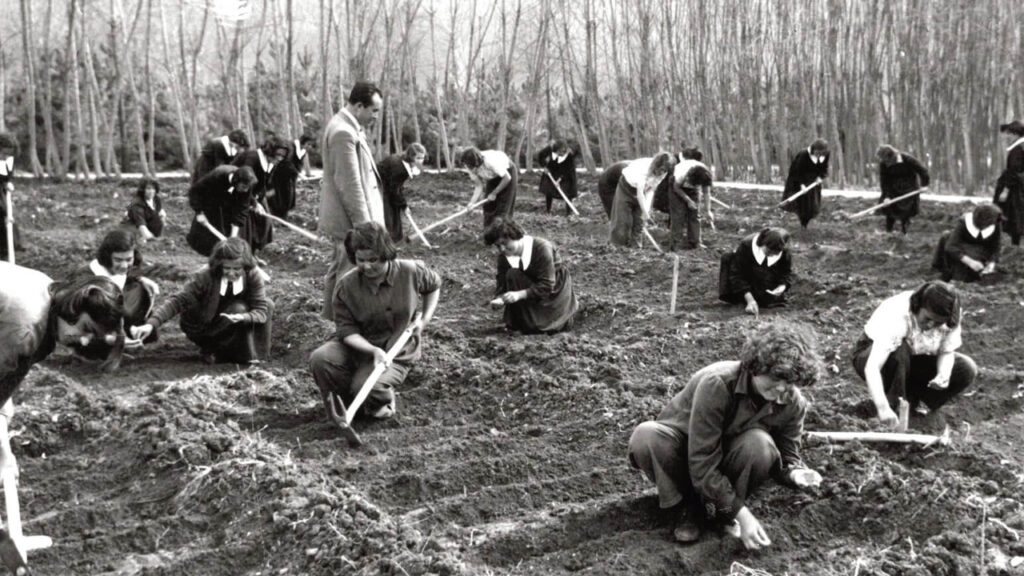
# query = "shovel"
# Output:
<box><xmin>0</xmin><ymin>468</ymin><xmax>53</xmax><ymax>575</ymax></box>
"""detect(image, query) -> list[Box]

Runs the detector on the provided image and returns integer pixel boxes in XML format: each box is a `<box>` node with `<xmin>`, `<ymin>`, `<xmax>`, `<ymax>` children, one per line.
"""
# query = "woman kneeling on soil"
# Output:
<box><xmin>132</xmin><ymin>238</ymin><xmax>273</xmax><ymax>364</ymax></box>
<box><xmin>718</xmin><ymin>227</ymin><xmax>793</xmax><ymax>316</ymax></box>
<box><xmin>309</xmin><ymin>222</ymin><xmax>441</xmax><ymax>424</ymax></box>
<box><xmin>76</xmin><ymin>228</ymin><xmax>160</xmax><ymax>347</ymax></box>
<box><xmin>628</xmin><ymin>321</ymin><xmax>824</xmax><ymax>549</ymax></box>
<box><xmin>485</xmin><ymin>218</ymin><xmax>578</xmax><ymax>334</ymax></box>
<box><xmin>1</xmin><ymin>262</ymin><xmax>126</xmax><ymax>472</ymax></box>
<box><xmin>852</xmin><ymin>280</ymin><xmax>976</xmax><ymax>429</ymax></box>
<box><xmin>932</xmin><ymin>204</ymin><xmax>1002</xmax><ymax>283</ymax></box>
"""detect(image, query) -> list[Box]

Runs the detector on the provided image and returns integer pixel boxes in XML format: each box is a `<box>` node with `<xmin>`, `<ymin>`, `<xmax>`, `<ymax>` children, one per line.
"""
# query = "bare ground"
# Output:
<box><xmin>8</xmin><ymin>171</ymin><xmax>1024</xmax><ymax>575</ymax></box>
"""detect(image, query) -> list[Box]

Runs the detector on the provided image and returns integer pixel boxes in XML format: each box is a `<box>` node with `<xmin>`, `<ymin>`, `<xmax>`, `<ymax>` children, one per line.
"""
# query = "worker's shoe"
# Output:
<box><xmin>672</xmin><ymin>516</ymin><xmax>701</xmax><ymax>544</ymax></box>
<box><xmin>369</xmin><ymin>399</ymin><xmax>396</xmax><ymax>420</ymax></box>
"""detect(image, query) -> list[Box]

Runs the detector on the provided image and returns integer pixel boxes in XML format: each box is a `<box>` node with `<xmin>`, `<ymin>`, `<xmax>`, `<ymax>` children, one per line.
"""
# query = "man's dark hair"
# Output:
<box><xmin>348</xmin><ymin>82</ymin><xmax>383</xmax><ymax>107</ymax></box>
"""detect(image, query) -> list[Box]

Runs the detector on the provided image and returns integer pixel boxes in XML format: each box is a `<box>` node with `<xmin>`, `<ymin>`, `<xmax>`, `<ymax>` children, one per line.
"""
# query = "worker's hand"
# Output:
<box><xmin>371</xmin><ymin>347</ymin><xmax>390</xmax><ymax>367</ymax></box>
<box><xmin>744</xmin><ymin>299</ymin><xmax>759</xmax><ymax>317</ymax></box>
<box><xmin>928</xmin><ymin>376</ymin><xmax>950</xmax><ymax>390</ymax></box>
<box><xmin>131</xmin><ymin>324</ymin><xmax>155</xmax><ymax>342</ymax></box>
<box><xmin>789</xmin><ymin>468</ymin><xmax>823</xmax><ymax>489</ymax></box>
<box><xmin>255</xmin><ymin>203</ymin><xmax>266</xmax><ymax>216</ymax></box>
<box><xmin>998</xmin><ymin>190</ymin><xmax>1009</xmax><ymax>202</ymax></box>
<box><xmin>876</xmin><ymin>404</ymin><xmax>899</xmax><ymax>429</ymax></box>
<box><xmin>265</xmin><ymin>188</ymin><xmax>276</xmax><ymax>198</ymax></box>
<box><xmin>981</xmin><ymin>262</ymin><xmax>996</xmax><ymax>275</ymax></box>
<box><xmin>489</xmin><ymin>297</ymin><xmax>504</xmax><ymax>309</ymax></box>
<box><xmin>963</xmin><ymin>257</ymin><xmax>984</xmax><ymax>273</ymax></box>
<box><xmin>735</xmin><ymin>507</ymin><xmax>771</xmax><ymax>550</ymax></box>
<box><xmin>219</xmin><ymin>313</ymin><xmax>247</xmax><ymax>324</ymax></box>
<box><xmin>196</xmin><ymin>213</ymin><xmax>209</xmax><ymax>225</ymax></box>
<box><xmin>159</xmin><ymin>208</ymin><xmax>167</xmax><ymax>220</ymax></box>
<box><xmin>4</xmin><ymin>182</ymin><xmax>13</xmax><ymax>193</ymax></box>
<box><xmin>766</xmin><ymin>285</ymin><xmax>786</xmax><ymax>297</ymax></box>
<box><xmin>706</xmin><ymin>211</ymin><xmax>716</xmax><ymax>231</ymax></box>
<box><xmin>499</xmin><ymin>290</ymin><xmax>527</xmax><ymax>305</ymax></box>
<box><xmin>139</xmin><ymin>276</ymin><xmax>160</xmax><ymax>297</ymax></box>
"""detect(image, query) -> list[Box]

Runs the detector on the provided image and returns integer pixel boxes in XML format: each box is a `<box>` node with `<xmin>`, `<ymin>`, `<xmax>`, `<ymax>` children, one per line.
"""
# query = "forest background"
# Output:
<box><xmin>3</xmin><ymin>0</ymin><xmax>1022</xmax><ymax>192</ymax></box>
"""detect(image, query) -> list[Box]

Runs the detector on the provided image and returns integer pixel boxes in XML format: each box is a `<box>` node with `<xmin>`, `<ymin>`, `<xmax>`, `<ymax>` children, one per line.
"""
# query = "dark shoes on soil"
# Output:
<box><xmin>673</xmin><ymin>518</ymin><xmax>701</xmax><ymax>543</ymax></box>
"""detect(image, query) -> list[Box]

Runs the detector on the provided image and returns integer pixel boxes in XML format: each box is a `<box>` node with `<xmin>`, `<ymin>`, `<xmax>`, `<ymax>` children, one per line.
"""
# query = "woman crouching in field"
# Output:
<box><xmin>485</xmin><ymin>218</ymin><xmax>578</xmax><ymax>335</ymax></box>
<box><xmin>76</xmin><ymin>228</ymin><xmax>160</xmax><ymax>347</ymax></box>
<box><xmin>123</xmin><ymin>177</ymin><xmax>166</xmax><ymax>243</ymax></box>
<box><xmin>932</xmin><ymin>204</ymin><xmax>1002</xmax><ymax>283</ymax></box>
<box><xmin>132</xmin><ymin>238</ymin><xmax>273</xmax><ymax>364</ymax></box>
<box><xmin>1</xmin><ymin>262</ymin><xmax>126</xmax><ymax>472</ymax></box>
<box><xmin>718</xmin><ymin>227</ymin><xmax>793</xmax><ymax>316</ymax></box>
<box><xmin>852</xmin><ymin>280</ymin><xmax>976</xmax><ymax>428</ymax></box>
<box><xmin>310</xmin><ymin>222</ymin><xmax>441</xmax><ymax>429</ymax></box>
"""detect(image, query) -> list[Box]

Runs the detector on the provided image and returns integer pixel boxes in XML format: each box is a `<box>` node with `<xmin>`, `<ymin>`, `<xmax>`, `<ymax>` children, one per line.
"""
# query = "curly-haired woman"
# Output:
<box><xmin>628</xmin><ymin>321</ymin><xmax>825</xmax><ymax>550</ymax></box>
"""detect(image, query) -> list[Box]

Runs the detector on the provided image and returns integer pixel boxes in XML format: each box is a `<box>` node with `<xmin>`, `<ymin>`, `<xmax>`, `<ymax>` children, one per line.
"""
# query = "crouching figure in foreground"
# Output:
<box><xmin>309</xmin><ymin>222</ymin><xmax>441</xmax><ymax>433</ymax></box>
<box><xmin>628</xmin><ymin>321</ymin><xmax>824</xmax><ymax>549</ymax></box>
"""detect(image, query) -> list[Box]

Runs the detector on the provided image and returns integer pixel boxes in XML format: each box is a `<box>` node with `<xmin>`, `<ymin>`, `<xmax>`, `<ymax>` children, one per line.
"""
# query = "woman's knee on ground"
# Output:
<box><xmin>627</xmin><ymin>422</ymin><xmax>680</xmax><ymax>471</ymax></box>
<box><xmin>726</xmin><ymin>428</ymin><xmax>779</xmax><ymax>477</ymax></box>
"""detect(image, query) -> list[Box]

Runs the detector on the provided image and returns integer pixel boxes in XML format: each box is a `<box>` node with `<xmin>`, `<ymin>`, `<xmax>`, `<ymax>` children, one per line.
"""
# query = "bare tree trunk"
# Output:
<box><xmin>67</xmin><ymin>0</ymin><xmax>91</xmax><ymax>177</ymax></box>
<box><xmin>19</xmin><ymin>0</ymin><xmax>44</xmax><ymax>175</ymax></box>
<box><xmin>42</xmin><ymin>0</ymin><xmax>66</xmax><ymax>177</ymax></box>
<box><xmin>145</xmin><ymin>0</ymin><xmax>156</xmax><ymax>169</ymax></box>
<box><xmin>0</xmin><ymin>48</ymin><xmax>6</xmax><ymax>133</ymax></box>
<box><xmin>320</xmin><ymin>0</ymin><xmax>333</xmax><ymax>122</ymax></box>
<box><xmin>79</xmin><ymin>0</ymin><xmax>107</xmax><ymax>176</ymax></box>
<box><xmin>159</xmin><ymin>0</ymin><xmax>192</xmax><ymax>169</ymax></box>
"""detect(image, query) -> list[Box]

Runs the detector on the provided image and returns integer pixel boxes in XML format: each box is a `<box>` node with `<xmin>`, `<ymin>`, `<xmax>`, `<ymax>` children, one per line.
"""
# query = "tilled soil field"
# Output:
<box><xmin>8</xmin><ymin>170</ymin><xmax>1024</xmax><ymax>575</ymax></box>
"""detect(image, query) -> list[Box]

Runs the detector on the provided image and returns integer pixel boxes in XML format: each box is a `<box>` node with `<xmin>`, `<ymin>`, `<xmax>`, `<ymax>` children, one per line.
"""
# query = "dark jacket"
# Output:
<box><xmin>653</xmin><ymin>360</ymin><xmax>806</xmax><ymax>520</ymax></box>
<box><xmin>782</xmin><ymin>149</ymin><xmax>829</xmax><ymax>223</ymax></box>
<box><xmin>536</xmin><ymin>146</ymin><xmax>578</xmax><ymax>200</ymax></box>
<box><xmin>268</xmin><ymin>142</ymin><xmax>305</xmax><ymax>218</ymax></box>
<box><xmin>878</xmin><ymin>153</ymin><xmax>930</xmax><ymax>220</ymax></box>
<box><xmin>192</xmin><ymin>136</ymin><xmax>237</xmax><ymax>184</ymax></box>
<box><xmin>185</xmin><ymin>165</ymin><xmax>252</xmax><ymax>256</ymax></box>
<box><xmin>124</xmin><ymin>196</ymin><xmax>164</xmax><ymax>237</ymax></box>
<box><xmin>722</xmin><ymin>233</ymin><xmax>793</xmax><ymax>303</ymax></box>
<box><xmin>148</xmin><ymin>267</ymin><xmax>271</xmax><ymax>336</ymax></box>
<box><xmin>995</xmin><ymin>144</ymin><xmax>1024</xmax><ymax>238</ymax></box>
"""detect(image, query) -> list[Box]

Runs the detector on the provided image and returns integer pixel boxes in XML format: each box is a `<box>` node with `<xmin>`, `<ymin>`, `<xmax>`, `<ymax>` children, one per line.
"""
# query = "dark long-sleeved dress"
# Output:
<box><xmin>496</xmin><ymin>236</ymin><xmax>578</xmax><ymax>334</ymax></box>
<box><xmin>878</xmin><ymin>153</ymin><xmax>930</xmax><ymax>225</ymax></box>
<box><xmin>536</xmin><ymin>146</ymin><xmax>578</xmax><ymax>214</ymax></box>
<box><xmin>232</xmin><ymin>150</ymin><xmax>275</xmax><ymax>251</ymax></box>
<box><xmin>718</xmin><ymin>233</ymin><xmax>794</xmax><ymax>307</ymax></box>
<box><xmin>994</xmin><ymin>143</ymin><xmax>1024</xmax><ymax>243</ymax></box>
<box><xmin>185</xmin><ymin>165</ymin><xmax>252</xmax><ymax>257</ymax></box>
<box><xmin>932</xmin><ymin>213</ymin><xmax>1002</xmax><ymax>282</ymax></box>
<box><xmin>377</xmin><ymin>155</ymin><xmax>413</xmax><ymax>241</ymax></box>
<box><xmin>147</xmin><ymin>267</ymin><xmax>273</xmax><ymax>363</ymax></box>
<box><xmin>192</xmin><ymin>136</ymin><xmax>238</xmax><ymax>184</ymax></box>
<box><xmin>267</xmin><ymin>142</ymin><xmax>305</xmax><ymax>219</ymax></box>
<box><xmin>597</xmin><ymin>161</ymin><xmax>629</xmax><ymax>218</ymax></box>
<box><xmin>123</xmin><ymin>196</ymin><xmax>164</xmax><ymax>238</ymax></box>
<box><xmin>781</xmin><ymin>150</ymin><xmax>829</xmax><ymax>227</ymax></box>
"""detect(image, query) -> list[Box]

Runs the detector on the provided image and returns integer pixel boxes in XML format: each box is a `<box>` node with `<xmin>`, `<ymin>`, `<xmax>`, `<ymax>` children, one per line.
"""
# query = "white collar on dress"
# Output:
<box><xmin>220</xmin><ymin>135</ymin><xmax>237</xmax><ymax>157</ymax></box>
<box><xmin>807</xmin><ymin>148</ymin><xmax>826</xmax><ymax>164</ymax></box>
<box><xmin>403</xmin><ymin>160</ymin><xmax>421</xmax><ymax>178</ymax></box>
<box><xmin>219</xmin><ymin>275</ymin><xmax>245</xmax><ymax>296</ymax></box>
<box><xmin>505</xmin><ymin>235</ymin><xmax>535</xmax><ymax>270</ymax></box>
<box><xmin>553</xmin><ymin>152</ymin><xmax>569</xmax><ymax>164</ymax></box>
<box><xmin>965</xmin><ymin>212</ymin><xmax>996</xmax><ymax>239</ymax></box>
<box><xmin>257</xmin><ymin>148</ymin><xmax>274</xmax><ymax>173</ymax></box>
<box><xmin>294</xmin><ymin>140</ymin><xmax>307</xmax><ymax>160</ymax></box>
<box><xmin>751</xmin><ymin>236</ymin><xmax>781</xmax><ymax>267</ymax></box>
<box><xmin>1008</xmin><ymin>137</ymin><xmax>1024</xmax><ymax>152</ymax></box>
<box><xmin>89</xmin><ymin>259</ymin><xmax>127</xmax><ymax>289</ymax></box>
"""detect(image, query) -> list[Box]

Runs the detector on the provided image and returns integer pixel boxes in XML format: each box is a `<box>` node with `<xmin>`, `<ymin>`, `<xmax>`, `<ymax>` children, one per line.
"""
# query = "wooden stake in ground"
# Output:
<box><xmin>850</xmin><ymin>188</ymin><xmax>928</xmax><ymax>219</ymax></box>
<box><xmin>669</xmin><ymin>254</ymin><xmax>680</xmax><ymax>314</ymax></box>
<box><xmin>420</xmin><ymin>198</ymin><xmax>490</xmax><ymax>235</ymax></box>
<box><xmin>264</xmin><ymin>213</ymin><xmax>324</xmax><ymax>243</ymax></box>
<box><xmin>642</xmin><ymin>227</ymin><xmax>664</xmax><ymax>253</ymax></box>
<box><xmin>404</xmin><ymin>209</ymin><xmax>432</xmax><ymax>248</ymax></box>
<box><xmin>0</xmin><ymin>468</ymin><xmax>53</xmax><ymax>574</ymax></box>
<box><xmin>544</xmin><ymin>171</ymin><xmax>580</xmax><ymax>216</ymax></box>
<box><xmin>777</xmin><ymin>178</ymin><xmax>823</xmax><ymax>208</ymax></box>
<box><xmin>710</xmin><ymin>196</ymin><xmax>731</xmax><ymax>210</ymax></box>
<box><xmin>3</xmin><ymin>189</ymin><xmax>14</xmax><ymax>264</ymax></box>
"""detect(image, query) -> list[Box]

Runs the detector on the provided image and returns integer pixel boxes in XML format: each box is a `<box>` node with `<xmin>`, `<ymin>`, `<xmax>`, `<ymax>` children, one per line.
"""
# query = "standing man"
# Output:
<box><xmin>319</xmin><ymin>82</ymin><xmax>386</xmax><ymax>320</ymax></box>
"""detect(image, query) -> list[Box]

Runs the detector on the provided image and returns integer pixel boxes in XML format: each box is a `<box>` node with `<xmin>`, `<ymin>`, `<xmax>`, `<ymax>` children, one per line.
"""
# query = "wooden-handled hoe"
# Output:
<box><xmin>319</xmin><ymin>314</ymin><xmax>423</xmax><ymax>447</ymax></box>
<box><xmin>0</xmin><ymin>469</ymin><xmax>53</xmax><ymax>575</ymax></box>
